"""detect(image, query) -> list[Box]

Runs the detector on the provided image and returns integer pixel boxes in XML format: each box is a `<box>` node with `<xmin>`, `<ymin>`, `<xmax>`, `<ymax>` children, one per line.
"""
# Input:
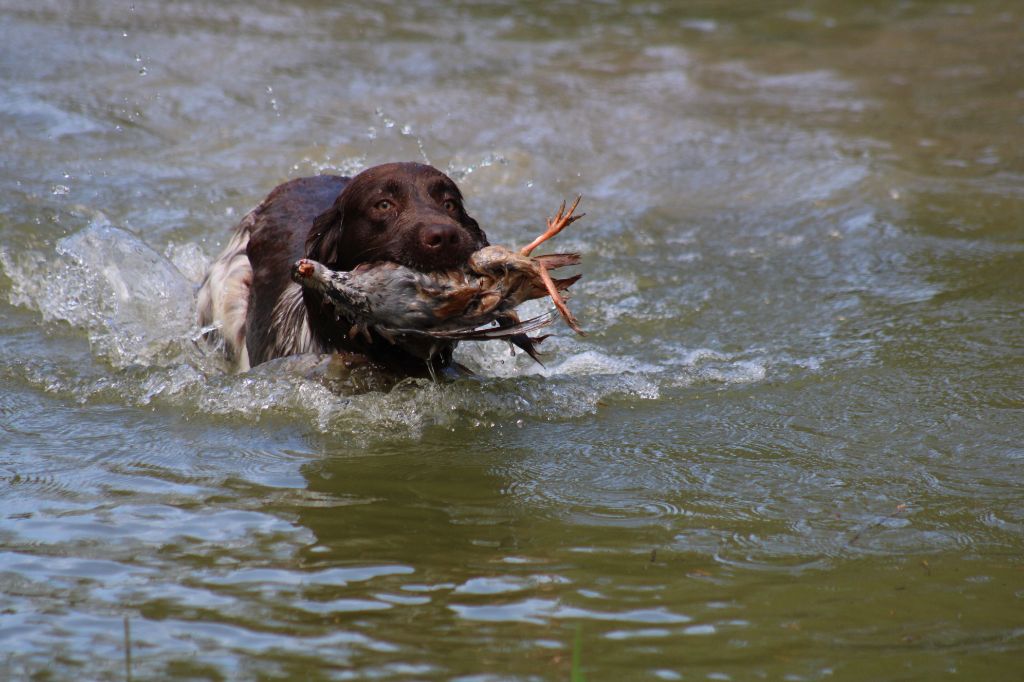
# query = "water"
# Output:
<box><xmin>1</xmin><ymin>1</ymin><xmax>1022</xmax><ymax>679</ymax></box>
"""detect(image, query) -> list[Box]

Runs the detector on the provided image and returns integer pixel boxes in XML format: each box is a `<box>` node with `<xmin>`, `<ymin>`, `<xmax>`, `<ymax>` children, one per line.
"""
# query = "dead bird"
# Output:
<box><xmin>290</xmin><ymin>197</ymin><xmax>585</xmax><ymax>364</ymax></box>
<box><xmin>197</xmin><ymin>163</ymin><xmax>490</xmax><ymax>374</ymax></box>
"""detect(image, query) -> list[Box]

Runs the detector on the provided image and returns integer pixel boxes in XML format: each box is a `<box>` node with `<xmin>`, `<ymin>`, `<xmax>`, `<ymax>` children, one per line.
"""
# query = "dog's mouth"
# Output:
<box><xmin>396</xmin><ymin>242</ymin><xmax>480</xmax><ymax>273</ymax></box>
<box><xmin>401</xmin><ymin>255</ymin><xmax>471</xmax><ymax>273</ymax></box>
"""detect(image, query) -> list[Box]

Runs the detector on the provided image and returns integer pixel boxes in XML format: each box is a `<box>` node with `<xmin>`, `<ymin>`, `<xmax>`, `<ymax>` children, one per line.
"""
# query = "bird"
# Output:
<box><xmin>290</xmin><ymin>197</ymin><xmax>586</xmax><ymax>366</ymax></box>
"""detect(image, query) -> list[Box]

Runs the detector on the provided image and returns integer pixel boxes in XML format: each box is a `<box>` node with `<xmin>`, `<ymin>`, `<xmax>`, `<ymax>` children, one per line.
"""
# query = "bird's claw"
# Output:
<box><xmin>521</xmin><ymin>195</ymin><xmax>584</xmax><ymax>257</ymax></box>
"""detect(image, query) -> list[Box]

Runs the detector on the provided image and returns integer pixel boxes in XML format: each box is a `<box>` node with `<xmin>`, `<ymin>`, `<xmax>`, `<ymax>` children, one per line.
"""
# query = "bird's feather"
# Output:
<box><xmin>390</xmin><ymin>310</ymin><xmax>557</xmax><ymax>340</ymax></box>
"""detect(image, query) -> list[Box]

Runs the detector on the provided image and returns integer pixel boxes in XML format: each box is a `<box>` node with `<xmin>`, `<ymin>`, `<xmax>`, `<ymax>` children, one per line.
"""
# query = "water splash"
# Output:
<box><xmin>2</xmin><ymin>221</ymin><xmax>196</xmax><ymax>368</ymax></box>
<box><xmin>0</xmin><ymin>223</ymin><xmax>766</xmax><ymax>443</ymax></box>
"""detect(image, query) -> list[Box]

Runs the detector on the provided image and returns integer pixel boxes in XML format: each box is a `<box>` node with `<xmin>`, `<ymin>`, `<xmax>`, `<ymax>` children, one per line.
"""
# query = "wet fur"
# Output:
<box><xmin>197</xmin><ymin>163</ymin><xmax>488</xmax><ymax>374</ymax></box>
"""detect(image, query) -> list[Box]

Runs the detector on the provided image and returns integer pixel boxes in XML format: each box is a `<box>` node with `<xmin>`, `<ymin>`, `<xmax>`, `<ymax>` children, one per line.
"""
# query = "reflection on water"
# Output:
<box><xmin>1</xmin><ymin>0</ymin><xmax>1022</xmax><ymax>679</ymax></box>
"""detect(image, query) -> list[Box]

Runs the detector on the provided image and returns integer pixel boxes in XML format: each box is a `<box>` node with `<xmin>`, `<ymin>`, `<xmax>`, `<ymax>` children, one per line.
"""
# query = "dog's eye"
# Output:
<box><xmin>374</xmin><ymin>199</ymin><xmax>393</xmax><ymax>211</ymax></box>
<box><xmin>442</xmin><ymin>199</ymin><xmax>458</xmax><ymax>212</ymax></box>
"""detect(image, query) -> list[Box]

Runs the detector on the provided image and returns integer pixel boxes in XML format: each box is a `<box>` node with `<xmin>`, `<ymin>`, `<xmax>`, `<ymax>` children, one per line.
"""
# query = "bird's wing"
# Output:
<box><xmin>532</xmin><ymin>252</ymin><xmax>581</xmax><ymax>270</ymax></box>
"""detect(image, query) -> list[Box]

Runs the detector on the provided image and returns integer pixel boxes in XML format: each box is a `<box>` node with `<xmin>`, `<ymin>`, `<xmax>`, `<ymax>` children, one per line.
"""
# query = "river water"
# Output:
<box><xmin>1</xmin><ymin>1</ymin><xmax>1022</xmax><ymax>680</ymax></box>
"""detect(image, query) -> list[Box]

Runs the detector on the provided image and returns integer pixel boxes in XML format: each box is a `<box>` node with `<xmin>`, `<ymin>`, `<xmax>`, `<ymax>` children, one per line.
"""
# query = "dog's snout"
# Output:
<box><xmin>409</xmin><ymin>220</ymin><xmax>475</xmax><ymax>270</ymax></box>
<box><xmin>420</xmin><ymin>223</ymin><xmax>463</xmax><ymax>251</ymax></box>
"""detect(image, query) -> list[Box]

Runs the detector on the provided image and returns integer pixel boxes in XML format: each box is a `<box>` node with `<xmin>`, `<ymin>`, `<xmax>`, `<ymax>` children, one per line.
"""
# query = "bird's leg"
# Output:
<box><xmin>520</xmin><ymin>195</ymin><xmax>584</xmax><ymax>257</ymax></box>
<box><xmin>536</xmin><ymin>262</ymin><xmax>585</xmax><ymax>335</ymax></box>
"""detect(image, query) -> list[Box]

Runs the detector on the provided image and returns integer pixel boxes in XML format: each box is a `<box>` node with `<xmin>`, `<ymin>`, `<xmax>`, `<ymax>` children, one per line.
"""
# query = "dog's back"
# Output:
<box><xmin>197</xmin><ymin>175</ymin><xmax>348</xmax><ymax>370</ymax></box>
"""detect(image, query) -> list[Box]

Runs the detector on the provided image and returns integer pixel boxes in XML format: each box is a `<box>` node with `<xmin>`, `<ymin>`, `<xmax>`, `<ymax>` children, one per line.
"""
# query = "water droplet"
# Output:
<box><xmin>138</xmin><ymin>67</ymin><xmax>147</xmax><ymax>76</ymax></box>
<box><xmin>400</xmin><ymin>124</ymin><xmax>412</xmax><ymax>135</ymax></box>
<box><xmin>52</xmin><ymin>185</ymin><xmax>70</xmax><ymax>196</ymax></box>
<box><xmin>367</xmin><ymin>126</ymin><xmax>377</xmax><ymax>140</ymax></box>
<box><xmin>526</xmin><ymin>180</ymin><xmax>534</xmax><ymax>188</ymax></box>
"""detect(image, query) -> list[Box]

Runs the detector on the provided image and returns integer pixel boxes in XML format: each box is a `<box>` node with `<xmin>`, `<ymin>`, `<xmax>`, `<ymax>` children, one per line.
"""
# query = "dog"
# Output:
<box><xmin>197</xmin><ymin>162</ymin><xmax>489</xmax><ymax>375</ymax></box>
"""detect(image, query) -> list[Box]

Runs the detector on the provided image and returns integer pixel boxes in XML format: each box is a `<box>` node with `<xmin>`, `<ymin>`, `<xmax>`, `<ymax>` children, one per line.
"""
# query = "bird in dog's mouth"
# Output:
<box><xmin>291</xmin><ymin>197</ymin><xmax>586</xmax><ymax>369</ymax></box>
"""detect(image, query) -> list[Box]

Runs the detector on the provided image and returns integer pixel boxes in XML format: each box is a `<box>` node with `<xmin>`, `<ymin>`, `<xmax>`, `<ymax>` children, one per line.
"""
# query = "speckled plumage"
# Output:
<box><xmin>290</xmin><ymin>197</ymin><xmax>586</xmax><ymax>364</ymax></box>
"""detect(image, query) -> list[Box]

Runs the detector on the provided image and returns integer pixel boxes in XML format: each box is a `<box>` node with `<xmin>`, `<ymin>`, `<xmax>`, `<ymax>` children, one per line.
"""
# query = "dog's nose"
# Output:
<box><xmin>419</xmin><ymin>223</ymin><xmax>463</xmax><ymax>252</ymax></box>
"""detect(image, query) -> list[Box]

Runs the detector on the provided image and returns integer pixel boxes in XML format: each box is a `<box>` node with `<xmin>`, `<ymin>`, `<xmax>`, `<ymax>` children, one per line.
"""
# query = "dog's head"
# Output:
<box><xmin>306</xmin><ymin>162</ymin><xmax>488</xmax><ymax>272</ymax></box>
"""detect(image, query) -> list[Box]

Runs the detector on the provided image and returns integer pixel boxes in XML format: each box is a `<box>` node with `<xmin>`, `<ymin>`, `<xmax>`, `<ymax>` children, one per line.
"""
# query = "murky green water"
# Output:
<box><xmin>1</xmin><ymin>1</ymin><xmax>1022</xmax><ymax>679</ymax></box>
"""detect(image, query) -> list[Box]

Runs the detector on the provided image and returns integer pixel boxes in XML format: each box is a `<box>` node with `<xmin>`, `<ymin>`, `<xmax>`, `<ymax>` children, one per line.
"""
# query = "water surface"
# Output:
<box><xmin>1</xmin><ymin>1</ymin><xmax>1022</xmax><ymax>679</ymax></box>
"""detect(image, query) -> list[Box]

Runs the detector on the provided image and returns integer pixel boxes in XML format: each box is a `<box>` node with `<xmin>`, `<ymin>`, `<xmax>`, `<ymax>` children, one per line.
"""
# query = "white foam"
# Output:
<box><xmin>0</xmin><ymin>225</ymin><xmax>787</xmax><ymax>439</ymax></box>
<box><xmin>3</xmin><ymin>221</ymin><xmax>196</xmax><ymax>368</ymax></box>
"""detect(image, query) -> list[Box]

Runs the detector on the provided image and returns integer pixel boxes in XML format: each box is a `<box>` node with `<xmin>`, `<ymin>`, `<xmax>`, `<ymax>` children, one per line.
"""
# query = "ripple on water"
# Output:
<box><xmin>200</xmin><ymin>564</ymin><xmax>414</xmax><ymax>589</ymax></box>
<box><xmin>641</xmin><ymin>342</ymin><xmax>773</xmax><ymax>389</ymax></box>
<box><xmin>133</xmin><ymin>354</ymin><xmax>664</xmax><ymax>442</ymax></box>
<box><xmin>0</xmin><ymin>502</ymin><xmax>306</xmax><ymax>553</ymax></box>
<box><xmin>498</xmin><ymin>440</ymin><xmax>695</xmax><ymax>531</ymax></box>
<box><xmin>449</xmin><ymin>599</ymin><xmax>691</xmax><ymax>627</ymax></box>
<box><xmin>0</xmin><ymin>551</ymin><xmax>148</xmax><ymax>582</ymax></box>
<box><xmin>2</xmin><ymin>604</ymin><xmax>396</xmax><ymax>679</ymax></box>
<box><xmin>453</xmin><ymin>574</ymin><xmax>571</xmax><ymax>596</ymax></box>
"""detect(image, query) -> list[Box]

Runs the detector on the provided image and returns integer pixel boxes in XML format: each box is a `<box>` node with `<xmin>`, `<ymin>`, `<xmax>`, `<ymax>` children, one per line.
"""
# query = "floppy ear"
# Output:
<box><xmin>466</xmin><ymin>214</ymin><xmax>489</xmax><ymax>247</ymax></box>
<box><xmin>446</xmin><ymin>181</ymin><xmax>488</xmax><ymax>247</ymax></box>
<box><xmin>306</xmin><ymin>202</ymin><xmax>344</xmax><ymax>266</ymax></box>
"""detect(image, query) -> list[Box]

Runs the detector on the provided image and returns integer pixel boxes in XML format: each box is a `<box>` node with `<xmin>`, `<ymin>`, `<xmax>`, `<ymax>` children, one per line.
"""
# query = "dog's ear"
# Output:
<box><xmin>463</xmin><ymin>213</ymin><xmax>488</xmax><ymax>247</ymax></box>
<box><xmin>306</xmin><ymin>203</ymin><xmax>344</xmax><ymax>266</ymax></box>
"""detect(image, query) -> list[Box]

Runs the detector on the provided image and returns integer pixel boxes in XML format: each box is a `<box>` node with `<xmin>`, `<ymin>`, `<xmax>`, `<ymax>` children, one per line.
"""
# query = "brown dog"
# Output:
<box><xmin>197</xmin><ymin>162</ymin><xmax>489</xmax><ymax>374</ymax></box>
